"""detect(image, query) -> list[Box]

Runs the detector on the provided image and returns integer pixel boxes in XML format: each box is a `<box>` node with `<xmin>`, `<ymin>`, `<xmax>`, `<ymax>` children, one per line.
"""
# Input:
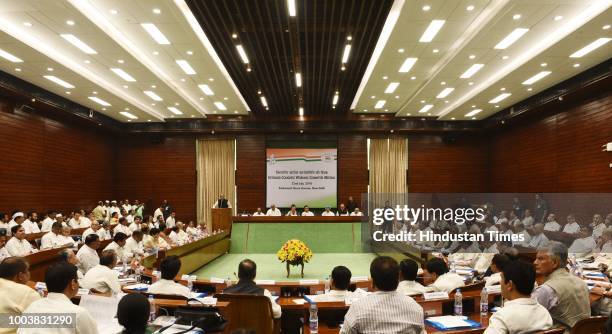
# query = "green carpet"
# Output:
<box><xmin>193</xmin><ymin>253</ymin><xmax>377</xmax><ymax>281</ymax></box>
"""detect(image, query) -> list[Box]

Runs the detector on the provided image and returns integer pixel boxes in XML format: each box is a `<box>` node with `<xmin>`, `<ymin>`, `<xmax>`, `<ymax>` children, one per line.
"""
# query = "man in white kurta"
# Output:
<box><xmin>0</xmin><ymin>257</ymin><xmax>41</xmax><ymax>326</ymax></box>
<box><xmin>543</xmin><ymin>214</ymin><xmax>561</xmax><ymax>232</ymax></box>
<box><xmin>425</xmin><ymin>258</ymin><xmax>465</xmax><ymax>293</ymax></box>
<box><xmin>76</xmin><ymin>235</ymin><xmax>100</xmax><ymax>274</ymax></box>
<box><xmin>321</xmin><ymin>207</ymin><xmax>335</xmax><ymax>216</ymax></box>
<box><xmin>114</xmin><ymin>218</ymin><xmax>132</xmax><ymax>237</ymax></box>
<box><xmin>80</xmin><ymin>250</ymin><xmax>121</xmax><ymax>295</ymax></box>
<box><xmin>301</xmin><ymin>206</ymin><xmax>314</xmax><ymax>216</ymax></box>
<box><xmin>124</xmin><ymin>231</ymin><xmax>144</xmax><ymax>258</ymax></box>
<box><xmin>41</xmin><ymin>223</ymin><xmax>64</xmax><ymax>250</ymax></box>
<box><xmin>266</xmin><ymin>204</ymin><xmax>281</xmax><ymax>216</ymax></box>
<box><xmin>147</xmin><ymin>256</ymin><xmax>191</xmax><ymax>298</ymax></box>
<box><xmin>103</xmin><ymin>232</ymin><xmax>128</xmax><ymax>261</ymax></box>
<box><xmin>40</xmin><ymin>212</ymin><xmax>56</xmax><ymax>233</ymax></box>
<box><xmin>21</xmin><ymin>213</ymin><xmax>40</xmax><ymax>234</ymax></box>
<box><xmin>562</xmin><ymin>215</ymin><xmax>581</xmax><ymax>234</ymax></box>
<box><xmin>6</xmin><ymin>226</ymin><xmax>35</xmax><ymax>257</ymax></box>
<box><xmin>252</xmin><ymin>208</ymin><xmax>265</xmax><ymax>216</ymax></box>
<box><xmin>165</xmin><ymin>212</ymin><xmax>177</xmax><ymax>229</ymax></box>
<box><xmin>568</xmin><ymin>226</ymin><xmax>597</xmax><ymax>255</ymax></box>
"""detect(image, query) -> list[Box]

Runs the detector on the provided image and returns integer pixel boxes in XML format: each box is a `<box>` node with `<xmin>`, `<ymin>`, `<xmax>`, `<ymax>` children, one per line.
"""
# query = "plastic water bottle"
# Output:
<box><xmin>454</xmin><ymin>289</ymin><xmax>463</xmax><ymax>316</ymax></box>
<box><xmin>187</xmin><ymin>277</ymin><xmax>194</xmax><ymax>292</ymax></box>
<box><xmin>122</xmin><ymin>257</ymin><xmax>128</xmax><ymax>273</ymax></box>
<box><xmin>309</xmin><ymin>303</ymin><xmax>318</xmax><ymax>334</ymax></box>
<box><xmin>324</xmin><ymin>276</ymin><xmax>331</xmax><ymax>294</ymax></box>
<box><xmin>148</xmin><ymin>295</ymin><xmax>156</xmax><ymax>322</ymax></box>
<box><xmin>153</xmin><ymin>247</ymin><xmax>159</xmax><ymax>259</ymax></box>
<box><xmin>450</xmin><ymin>260</ymin><xmax>456</xmax><ymax>273</ymax></box>
<box><xmin>480</xmin><ymin>287</ymin><xmax>488</xmax><ymax>317</ymax></box>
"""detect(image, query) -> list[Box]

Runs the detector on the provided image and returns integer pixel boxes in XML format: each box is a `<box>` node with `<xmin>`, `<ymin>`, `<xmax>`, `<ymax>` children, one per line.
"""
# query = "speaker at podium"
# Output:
<box><xmin>211</xmin><ymin>208</ymin><xmax>232</xmax><ymax>232</ymax></box>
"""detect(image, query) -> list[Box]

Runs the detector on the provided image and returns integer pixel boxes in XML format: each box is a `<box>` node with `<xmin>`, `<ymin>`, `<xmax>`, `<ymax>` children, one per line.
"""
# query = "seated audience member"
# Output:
<box><xmin>252</xmin><ymin>208</ymin><xmax>265</xmax><ymax>216</ymax></box>
<box><xmin>341</xmin><ymin>256</ymin><xmax>424</xmax><ymax>334</ymax></box>
<box><xmin>129</xmin><ymin>216</ymin><xmax>142</xmax><ymax>232</ymax></box>
<box><xmin>114</xmin><ymin>218</ymin><xmax>132</xmax><ymax>237</ymax></box>
<box><xmin>176</xmin><ymin>222</ymin><xmax>189</xmax><ymax>243</ymax></box>
<box><xmin>522</xmin><ymin>209</ymin><xmax>535</xmax><ymax>227</ymax></box>
<box><xmin>98</xmin><ymin>221</ymin><xmax>112</xmax><ymax>240</ymax></box>
<box><xmin>41</xmin><ymin>222</ymin><xmax>63</xmax><ymax>250</ymax></box>
<box><xmin>17</xmin><ymin>263</ymin><xmax>98</xmax><ymax>334</ymax></box>
<box><xmin>143</xmin><ymin>228</ymin><xmax>163</xmax><ymax>252</ymax></box>
<box><xmin>165</xmin><ymin>212</ymin><xmax>177</xmax><ymax>229</ymax></box>
<box><xmin>104</xmin><ymin>232</ymin><xmax>128</xmax><ymax>261</ymax></box>
<box><xmin>109</xmin><ymin>212</ymin><xmax>120</xmax><ymax>225</ymax></box>
<box><xmin>6</xmin><ymin>226</ymin><xmax>35</xmax><ymax>257</ymax></box>
<box><xmin>598</xmin><ymin>228</ymin><xmax>612</xmax><ymax>253</ymax></box>
<box><xmin>124</xmin><ymin>230</ymin><xmax>145</xmax><ymax>258</ymax></box>
<box><xmin>484</xmin><ymin>260</ymin><xmax>553</xmax><ymax>334</ymax></box>
<box><xmin>116</xmin><ymin>293</ymin><xmax>150</xmax><ymax>334</ymax></box>
<box><xmin>0</xmin><ymin>234</ymin><xmax>10</xmax><ymax>262</ymax></box>
<box><xmin>350</xmin><ymin>208</ymin><xmax>363</xmax><ymax>216</ymax></box>
<box><xmin>81</xmin><ymin>250</ymin><xmax>121</xmax><ymax>295</ymax></box>
<box><xmin>301</xmin><ymin>206</ymin><xmax>314</xmax><ymax>216</ymax></box>
<box><xmin>147</xmin><ymin>255</ymin><xmax>190</xmax><ymax>298</ymax></box>
<box><xmin>336</xmin><ymin>203</ymin><xmax>349</xmax><ymax>216</ymax></box>
<box><xmin>40</xmin><ymin>211</ymin><xmax>56</xmax><ymax>232</ymax></box>
<box><xmin>22</xmin><ymin>212</ymin><xmax>40</xmax><ymax>234</ymax></box>
<box><xmin>513</xmin><ymin>223</ymin><xmax>531</xmax><ymax>247</ymax></box>
<box><xmin>266</xmin><ymin>204</ymin><xmax>281</xmax><ymax>216</ymax></box>
<box><xmin>76</xmin><ymin>234</ymin><xmax>100</xmax><ymax>274</ymax></box>
<box><xmin>485</xmin><ymin>254</ymin><xmax>510</xmax><ymax>287</ymax></box>
<box><xmin>185</xmin><ymin>221</ymin><xmax>198</xmax><ymax>237</ymax></box>
<box><xmin>57</xmin><ymin>226</ymin><xmax>76</xmax><ymax>248</ymax></box>
<box><xmin>92</xmin><ymin>201</ymin><xmax>105</xmax><ymax>221</ymax></box>
<box><xmin>424</xmin><ymin>258</ymin><xmax>465</xmax><ymax>293</ymax></box>
<box><xmin>286</xmin><ymin>204</ymin><xmax>299</xmax><ymax>216</ymax></box>
<box><xmin>593</xmin><ymin>214</ymin><xmax>606</xmax><ymax>239</ymax></box>
<box><xmin>562</xmin><ymin>214</ymin><xmax>581</xmax><ymax>234</ymax></box>
<box><xmin>8</xmin><ymin>212</ymin><xmax>25</xmax><ymax>232</ymax></box>
<box><xmin>57</xmin><ymin>249</ymin><xmax>83</xmax><ymax>281</ymax></box>
<box><xmin>0</xmin><ymin>257</ymin><xmax>40</xmax><ymax>320</ymax></box>
<box><xmin>321</xmin><ymin>207</ymin><xmax>335</xmax><ymax>216</ymax></box>
<box><xmin>0</xmin><ymin>213</ymin><xmax>9</xmax><ymax>234</ymax></box>
<box><xmin>532</xmin><ymin>242</ymin><xmax>590</xmax><ymax>329</ymax></box>
<box><xmin>528</xmin><ymin>224</ymin><xmax>549</xmax><ymax>249</ymax></box>
<box><xmin>68</xmin><ymin>212</ymin><xmax>86</xmax><ymax>229</ymax></box>
<box><xmin>313</xmin><ymin>266</ymin><xmax>353</xmax><ymax>302</ymax></box>
<box><xmin>222</xmin><ymin>259</ymin><xmax>281</xmax><ymax>319</ymax></box>
<box><xmin>82</xmin><ymin>221</ymin><xmax>99</xmax><ymax>241</ymax></box>
<box><xmin>157</xmin><ymin>224</ymin><xmax>174</xmax><ymax>248</ymax></box>
<box><xmin>568</xmin><ymin>225</ymin><xmax>597</xmax><ymax>256</ymax></box>
<box><xmin>168</xmin><ymin>226</ymin><xmax>181</xmax><ymax>245</ymax></box>
<box><xmin>397</xmin><ymin>259</ymin><xmax>428</xmax><ymax>296</ymax></box>
<box><xmin>543</xmin><ymin>214</ymin><xmax>561</xmax><ymax>232</ymax></box>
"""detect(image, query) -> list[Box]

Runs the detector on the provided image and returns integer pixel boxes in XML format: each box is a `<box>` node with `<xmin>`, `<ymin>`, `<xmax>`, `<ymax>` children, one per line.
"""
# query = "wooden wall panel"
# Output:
<box><xmin>113</xmin><ymin>136</ymin><xmax>197</xmax><ymax>222</ymax></box>
<box><xmin>235</xmin><ymin>135</ymin><xmax>266</xmax><ymax>213</ymax></box>
<box><xmin>338</xmin><ymin>135</ymin><xmax>368</xmax><ymax>206</ymax></box>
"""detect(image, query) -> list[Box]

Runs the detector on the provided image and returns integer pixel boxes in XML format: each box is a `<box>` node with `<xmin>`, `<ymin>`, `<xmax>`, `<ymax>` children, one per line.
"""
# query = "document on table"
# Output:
<box><xmin>426</xmin><ymin>316</ymin><xmax>474</xmax><ymax>329</ymax></box>
<box><xmin>79</xmin><ymin>294</ymin><xmax>123</xmax><ymax>333</ymax></box>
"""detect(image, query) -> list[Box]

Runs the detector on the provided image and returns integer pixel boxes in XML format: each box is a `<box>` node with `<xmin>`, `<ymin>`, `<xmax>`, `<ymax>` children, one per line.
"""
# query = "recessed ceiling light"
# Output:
<box><xmin>422</xmin><ymin>5</ymin><xmax>431</xmax><ymax>11</ymax></box>
<box><xmin>436</xmin><ymin>87</ymin><xmax>454</xmax><ymax>98</ymax></box>
<box><xmin>124</xmin><ymin>107</ymin><xmax>130</xmax><ymax>111</ymax></box>
<box><xmin>342</xmin><ymin>44</ymin><xmax>352</xmax><ymax>63</ymax></box>
<box><xmin>451</xmin><ymin>117</ymin><xmax>455</xmax><ymax>120</ymax></box>
<box><xmin>147</xmin><ymin>119</ymin><xmax>151</xmax><ymax>122</ymax></box>
<box><xmin>375</xmin><ymin>100</ymin><xmax>386</xmax><ymax>109</ymax></box>
<box><xmin>500</xmin><ymin>87</ymin><xmax>506</xmax><ymax>91</ymax></box>
<box><xmin>180</xmin><ymin>78</ymin><xmax>186</xmax><ymax>82</ymax></box>
<box><xmin>287</xmin><ymin>0</ymin><xmax>296</xmax><ymax>17</ymax></box>
<box><xmin>465</xmin><ymin>109</ymin><xmax>481</xmax><ymax>117</ymax></box>
<box><xmin>433</xmin><ymin>49</ymin><xmax>439</xmax><ymax>53</ymax></box>
<box><xmin>23</xmin><ymin>22</ymin><xmax>32</xmax><ymax>27</ymax></box>
<box><xmin>527</xmin><ymin>87</ymin><xmax>533</xmax><ymax>91</ymax></box>
<box><xmin>47</xmin><ymin>67</ymin><xmax>53</xmax><ymax>72</ymax></box>
<box><xmin>466</xmin><ymin>5</ymin><xmax>475</xmax><ymax>11</ymax></box>
<box><xmin>332</xmin><ymin>92</ymin><xmax>339</xmax><ymax>105</ymax></box>
<box><xmin>370</xmin><ymin>95</ymin><xmax>376</xmax><ymax>99</ymax></box>
<box><xmin>489</xmin><ymin>93</ymin><xmax>511</xmax><ymax>103</ymax></box>
<box><xmin>153</xmin><ymin>51</ymin><xmax>159</xmax><ymax>56</ymax></box>
<box><xmin>120</xmin><ymin>111</ymin><xmax>137</xmax><ymax>120</ymax></box>
<box><xmin>143</xmin><ymin>90</ymin><xmax>163</xmax><ymax>101</ymax></box>
<box><xmin>569</xmin><ymin>38</ymin><xmax>611</xmax><ymax>58</ymax></box>
<box><xmin>418</xmin><ymin>104</ymin><xmax>433</xmax><ymax>113</ymax></box>
<box><xmin>573</xmin><ymin>63</ymin><xmax>580</xmax><ymax>68</ymax></box>
<box><xmin>88</xmin><ymin>96</ymin><xmax>111</xmax><ymax>106</ymax></box>
<box><xmin>603</xmin><ymin>25</ymin><xmax>611</xmax><ymax>30</ymax></box>
<box><xmin>43</xmin><ymin>75</ymin><xmax>75</xmax><ymax>88</ymax></box>
<box><xmin>495</xmin><ymin>105</ymin><xmax>499</xmax><ymax>108</ymax></box>
<box><xmin>502</xmin><ymin>55</ymin><xmax>509</xmax><ymax>60</ymax></box>
<box><xmin>460</xmin><ymin>63</ymin><xmax>484</xmax><ymax>78</ymax></box>
<box><xmin>110</xmin><ymin>68</ymin><xmax>136</xmax><ymax>82</ymax></box>
<box><xmin>191</xmin><ymin>115</ymin><xmax>195</xmax><ymax>117</ymax></box>
<box><xmin>494</xmin><ymin>28</ymin><xmax>529</xmax><ymax>49</ymax></box>
<box><xmin>66</xmin><ymin>20</ymin><xmax>75</xmax><ymax>26</ymax></box>
<box><xmin>232</xmin><ymin>33</ymin><xmax>238</xmax><ymax>39</ymax></box>
<box><xmin>14</xmin><ymin>68</ymin><xmax>21</xmax><ymax>72</ymax></box>
<box><xmin>382</xmin><ymin>76</ymin><xmax>388</xmax><ymax>80</ymax></box>
<box><xmin>151</xmin><ymin>103</ymin><xmax>156</xmax><ymax>106</ymax></box>
<box><xmin>109</xmin><ymin>9</ymin><xmax>118</xmax><ymax>15</ymax></box>
<box><xmin>123</xmin><ymin>85</ymin><xmax>128</xmax><ymax>89</ymax></box>
<box><xmin>440</xmin><ymin>81</ymin><xmax>446</xmax><ymax>85</ymax></box>
<box><xmin>394</xmin><ymin>95</ymin><xmax>400</xmax><ymax>99</ymax></box>
<box><xmin>174</xmin><ymin>102</ymin><xmax>179</xmax><ymax>106</ymax></box>
<box><xmin>420</xmin><ymin>20</ymin><xmax>445</xmax><ymax>42</ymax></box>
<box><xmin>150</xmin><ymin>85</ymin><xmax>156</xmax><ymax>89</ymax></box>
<box><xmin>167</xmin><ymin>107</ymin><xmax>182</xmax><ymax>115</ymax></box>
<box><xmin>235</xmin><ymin>45</ymin><xmax>250</xmax><ymax>64</ymax></box>
<box><xmin>513</xmin><ymin>14</ymin><xmax>521</xmax><ymax>20</ymax></box>
<box><xmin>540</xmin><ymin>62</ymin><xmax>547</xmax><ymax>67</ymax></box>
<box><xmin>295</xmin><ymin>72</ymin><xmax>302</xmax><ymax>87</ymax></box>
<box><xmin>554</xmin><ymin>16</ymin><xmax>563</xmax><ymax>21</ymax></box>
<box><xmin>65</xmin><ymin>91</ymin><xmax>70</xmax><ymax>95</ymax></box>
<box><xmin>60</xmin><ymin>34</ymin><xmax>97</xmax><ymax>54</ymax></box>
<box><xmin>522</xmin><ymin>71</ymin><xmax>551</xmax><ymax>85</ymax></box>
<box><xmin>340</xmin><ymin>66</ymin><xmax>346</xmax><ymax>71</ymax></box>
<box><xmin>84</xmin><ymin>60</ymin><xmax>91</xmax><ymax>64</ymax></box>
<box><xmin>299</xmin><ymin>107</ymin><xmax>304</xmax><ymax>116</ymax></box>
<box><xmin>444</xmin><ymin>100</ymin><xmax>449</xmax><ymax>104</ymax></box>
<box><xmin>208</xmin><ymin>78</ymin><xmax>214</xmax><ymax>82</ymax></box>
<box><xmin>176</xmin><ymin>60</ymin><xmax>196</xmax><ymax>75</ymax></box>
<box><xmin>468</xmin><ymin>81</ymin><xmax>474</xmax><ymax>85</ymax></box>
<box><xmin>92</xmin><ymin>91</ymin><xmax>98</xmax><ymax>94</ymax></box>
<box><xmin>214</xmin><ymin>102</ymin><xmax>227</xmax><ymax>110</ymax></box>
<box><xmin>398</xmin><ymin>57</ymin><xmax>417</xmax><ymax>73</ymax></box>
<box><xmin>410</xmin><ymin>76</ymin><xmax>416</xmax><ymax>80</ymax></box>
<box><xmin>420</xmin><ymin>100</ymin><xmax>426</xmax><ymax>103</ymax></box>
<box><xmin>260</xmin><ymin>96</ymin><xmax>268</xmax><ymax>107</ymax></box>
<box><xmin>117</xmin><ymin>59</ymin><xmax>124</xmax><ymax>64</ymax></box>
<box><xmin>398</xmin><ymin>48</ymin><xmax>404</xmax><ymax>53</ymax></box>
<box><xmin>347</xmin><ymin>36</ymin><xmax>352</xmax><ymax>41</ymax></box>
<box><xmin>198</xmin><ymin>84</ymin><xmax>214</xmax><ymax>96</ymax></box>
<box><xmin>471</xmin><ymin>105</ymin><xmax>476</xmax><ymax>108</ymax></box>
<box><xmin>153</xmin><ymin>8</ymin><xmax>161</xmax><ymax>14</ymax></box>
<box><xmin>186</xmin><ymin>50</ymin><xmax>193</xmax><ymax>55</ymax></box>
<box><xmin>385</xmin><ymin>82</ymin><xmax>399</xmax><ymax>94</ymax></box>
<box><xmin>141</xmin><ymin>23</ymin><xmax>170</xmax><ymax>44</ymax></box>
<box><xmin>472</xmin><ymin>117</ymin><xmax>476</xmax><ymax>120</ymax></box>
<box><xmin>224</xmin><ymin>97</ymin><xmax>228</xmax><ymax>101</ymax></box>
<box><xmin>468</xmin><ymin>54</ymin><xmax>476</xmax><ymax>59</ymax></box>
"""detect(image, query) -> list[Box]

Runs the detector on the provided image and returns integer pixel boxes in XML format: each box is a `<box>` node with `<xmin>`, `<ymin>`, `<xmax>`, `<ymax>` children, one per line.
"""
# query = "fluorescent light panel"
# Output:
<box><xmin>167</xmin><ymin>107</ymin><xmax>183</xmax><ymax>115</ymax></box>
<box><xmin>198</xmin><ymin>84</ymin><xmax>214</xmax><ymax>96</ymax></box>
<box><xmin>375</xmin><ymin>100</ymin><xmax>386</xmax><ymax>109</ymax></box>
<box><xmin>141</xmin><ymin>23</ymin><xmax>170</xmax><ymax>44</ymax></box>
<box><xmin>460</xmin><ymin>64</ymin><xmax>484</xmax><ymax>79</ymax></box>
<box><xmin>43</xmin><ymin>75</ymin><xmax>75</xmax><ymax>89</ymax></box>
<box><xmin>570</xmin><ymin>38</ymin><xmax>612</xmax><ymax>58</ymax></box>
<box><xmin>299</xmin><ymin>107</ymin><xmax>304</xmax><ymax>116</ymax></box>
<box><xmin>120</xmin><ymin>111</ymin><xmax>137</xmax><ymax>119</ymax></box>
<box><xmin>88</xmin><ymin>96</ymin><xmax>111</xmax><ymax>106</ymax></box>
<box><xmin>418</xmin><ymin>104</ymin><xmax>433</xmax><ymax>113</ymax></box>
<box><xmin>465</xmin><ymin>109</ymin><xmax>482</xmax><ymax>117</ymax></box>
<box><xmin>436</xmin><ymin>87</ymin><xmax>455</xmax><ymax>98</ymax></box>
<box><xmin>143</xmin><ymin>90</ymin><xmax>163</xmax><ymax>101</ymax></box>
<box><xmin>176</xmin><ymin>60</ymin><xmax>196</xmax><ymax>75</ymax></box>
<box><xmin>287</xmin><ymin>0</ymin><xmax>296</xmax><ymax>17</ymax></box>
<box><xmin>260</xmin><ymin>96</ymin><xmax>268</xmax><ymax>107</ymax></box>
<box><xmin>110</xmin><ymin>68</ymin><xmax>136</xmax><ymax>82</ymax></box>
<box><xmin>398</xmin><ymin>57</ymin><xmax>417</xmax><ymax>73</ymax></box>
<box><xmin>494</xmin><ymin>28</ymin><xmax>529</xmax><ymax>49</ymax></box>
<box><xmin>522</xmin><ymin>71</ymin><xmax>551</xmax><ymax>85</ymax></box>
<box><xmin>236</xmin><ymin>45</ymin><xmax>249</xmax><ymax>64</ymax></box>
<box><xmin>0</xmin><ymin>48</ymin><xmax>23</xmax><ymax>62</ymax></box>
<box><xmin>342</xmin><ymin>44</ymin><xmax>351</xmax><ymax>63</ymax></box>
<box><xmin>332</xmin><ymin>93</ymin><xmax>339</xmax><ymax>105</ymax></box>
<box><xmin>489</xmin><ymin>93</ymin><xmax>511</xmax><ymax>103</ymax></box>
<box><xmin>385</xmin><ymin>82</ymin><xmax>399</xmax><ymax>93</ymax></box>
<box><xmin>419</xmin><ymin>20</ymin><xmax>445</xmax><ymax>42</ymax></box>
<box><xmin>295</xmin><ymin>73</ymin><xmax>302</xmax><ymax>87</ymax></box>
<box><xmin>214</xmin><ymin>102</ymin><xmax>227</xmax><ymax>110</ymax></box>
<box><xmin>60</xmin><ymin>34</ymin><xmax>97</xmax><ymax>54</ymax></box>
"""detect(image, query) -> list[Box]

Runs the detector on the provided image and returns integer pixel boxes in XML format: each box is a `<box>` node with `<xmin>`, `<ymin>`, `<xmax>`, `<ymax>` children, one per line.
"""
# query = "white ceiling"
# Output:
<box><xmin>0</xmin><ymin>0</ymin><xmax>249</xmax><ymax>122</ymax></box>
<box><xmin>352</xmin><ymin>0</ymin><xmax>612</xmax><ymax>120</ymax></box>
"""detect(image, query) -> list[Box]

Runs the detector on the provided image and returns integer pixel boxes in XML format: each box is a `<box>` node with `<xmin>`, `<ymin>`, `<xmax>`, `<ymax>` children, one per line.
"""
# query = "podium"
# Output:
<box><xmin>211</xmin><ymin>208</ymin><xmax>232</xmax><ymax>232</ymax></box>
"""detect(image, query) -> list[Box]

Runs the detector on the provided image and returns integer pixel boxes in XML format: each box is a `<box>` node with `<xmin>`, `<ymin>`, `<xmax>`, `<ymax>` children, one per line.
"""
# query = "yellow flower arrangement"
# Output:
<box><xmin>277</xmin><ymin>239</ymin><xmax>313</xmax><ymax>265</ymax></box>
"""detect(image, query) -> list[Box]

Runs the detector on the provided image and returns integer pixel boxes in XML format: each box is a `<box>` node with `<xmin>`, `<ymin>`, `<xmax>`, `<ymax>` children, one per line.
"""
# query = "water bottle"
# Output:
<box><xmin>187</xmin><ymin>277</ymin><xmax>194</xmax><ymax>292</ymax></box>
<box><xmin>122</xmin><ymin>257</ymin><xmax>128</xmax><ymax>273</ymax></box>
<box><xmin>148</xmin><ymin>295</ymin><xmax>156</xmax><ymax>322</ymax></box>
<box><xmin>36</xmin><ymin>287</ymin><xmax>45</xmax><ymax>298</ymax></box>
<box><xmin>153</xmin><ymin>247</ymin><xmax>159</xmax><ymax>259</ymax></box>
<box><xmin>324</xmin><ymin>276</ymin><xmax>331</xmax><ymax>294</ymax></box>
<box><xmin>309</xmin><ymin>303</ymin><xmax>318</xmax><ymax>334</ymax></box>
<box><xmin>450</xmin><ymin>260</ymin><xmax>456</xmax><ymax>273</ymax></box>
<box><xmin>480</xmin><ymin>287</ymin><xmax>488</xmax><ymax>317</ymax></box>
<box><xmin>454</xmin><ymin>289</ymin><xmax>463</xmax><ymax>316</ymax></box>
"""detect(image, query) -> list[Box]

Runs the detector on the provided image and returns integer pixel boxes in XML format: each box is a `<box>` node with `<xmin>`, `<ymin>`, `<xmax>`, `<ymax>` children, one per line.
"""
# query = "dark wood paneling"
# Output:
<box><xmin>338</xmin><ymin>135</ymin><xmax>368</xmax><ymax>205</ymax></box>
<box><xmin>236</xmin><ymin>135</ymin><xmax>266</xmax><ymax>213</ymax></box>
<box><xmin>408</xmin><ymin>135</ymin><xmax>490</xmax><ymax>193</ymax></box>
<box><xmin>113</xmin><ymin>136</ymin><xmax>197</xmax><ymax>222</ymax></box>
<box><xmin>490</xmin><ymin>93</ymin><xmax>612</xmax><ymax>192</ymax></box>
<box><xmin>0</xmin><ymin>102</ymin><xmax>114</xmax><ymax>214</ymax></box>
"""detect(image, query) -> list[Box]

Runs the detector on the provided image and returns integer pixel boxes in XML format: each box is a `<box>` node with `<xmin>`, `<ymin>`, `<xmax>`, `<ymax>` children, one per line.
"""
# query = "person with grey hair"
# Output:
<box><xmin>57</xmin><ymin>249</ymin><xmax>83</xmax><ymax>281</ymax></box>
<box><xmin>532</xmin><ymin>241</ymin><xmax>590</xmax><ymax>329</ymax></box>
<box><xmin>528</xmin><ymin>223</ymin><xmax>549</xmax><ymax>249</ymax></box>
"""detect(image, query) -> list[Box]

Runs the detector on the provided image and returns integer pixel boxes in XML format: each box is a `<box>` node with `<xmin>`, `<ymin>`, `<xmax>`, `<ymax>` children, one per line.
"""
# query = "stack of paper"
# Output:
<box><xmin>124</xmin><ymin>283</ymin><xmax>150</xmax><ymax>291</ymax></box>
<box><xmin>188</xmin><ymin>297</ymin><xmax>217</xmax><ymax>306</ymax></box>
<box><xmin>426</xmin><ymin>316</ymin><xmax>478</xmax><ymax>329</ymax></box>
<box><xmin>79</xmin><ymin>294</ymin><xmax>123</xmax><ymax>333</ymax></box>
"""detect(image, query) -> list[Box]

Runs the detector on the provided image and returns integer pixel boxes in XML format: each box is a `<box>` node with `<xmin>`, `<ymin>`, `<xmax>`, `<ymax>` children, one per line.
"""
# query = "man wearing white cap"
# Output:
<box><xmin>7</xmin><ymin>212</ymin><xmax>25</xmax><ymax>236</ymax></box>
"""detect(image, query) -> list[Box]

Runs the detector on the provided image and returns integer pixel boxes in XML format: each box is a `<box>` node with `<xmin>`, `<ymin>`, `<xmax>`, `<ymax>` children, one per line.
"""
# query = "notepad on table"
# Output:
<box><xmin>425</xmin><ymin>316</ymin><xmax>480</xmax><ymax>330</ymax></box>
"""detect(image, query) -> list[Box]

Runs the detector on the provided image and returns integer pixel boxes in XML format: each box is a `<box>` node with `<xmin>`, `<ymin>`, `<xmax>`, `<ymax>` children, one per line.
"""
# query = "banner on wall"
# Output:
<box><xmin>266</xmin><ymin>148</ymin><xmax>337</xmax><ymax>208</ymax></box>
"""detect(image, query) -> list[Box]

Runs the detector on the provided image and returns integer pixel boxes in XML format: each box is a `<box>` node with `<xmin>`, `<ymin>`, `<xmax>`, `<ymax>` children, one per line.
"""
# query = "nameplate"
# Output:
<box><xmin>423</xmin><ymin>292</ymin><xmax>449</xmax><ymax>300</ymax></box>
<box><xmin>299</xmin><ymin>279</ymin><xmax>320</xmax><ymax>285</ymax></box>
<box><xmin>35</xmin><ymin>282</ymin><xmax>47</xmax><ymax>289</ymax></box>
<box><xmin>181</xmin><ymin>274</ymin><xmax>198</xmax><ymax>281</ymax></box>
<box><xmin>351</xmin><ymin>276</ymin><xmax>368</xmax><ymax>282</ymax></box>
<box><xmin>210</xmin><ymin>277</ymin><xmax>225</xmax><ymax>284</ymax></box>
<box><xmin>255</xmin><ymin>280</ymin><xmax>275</xmax><ymax>285</ymax></box>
